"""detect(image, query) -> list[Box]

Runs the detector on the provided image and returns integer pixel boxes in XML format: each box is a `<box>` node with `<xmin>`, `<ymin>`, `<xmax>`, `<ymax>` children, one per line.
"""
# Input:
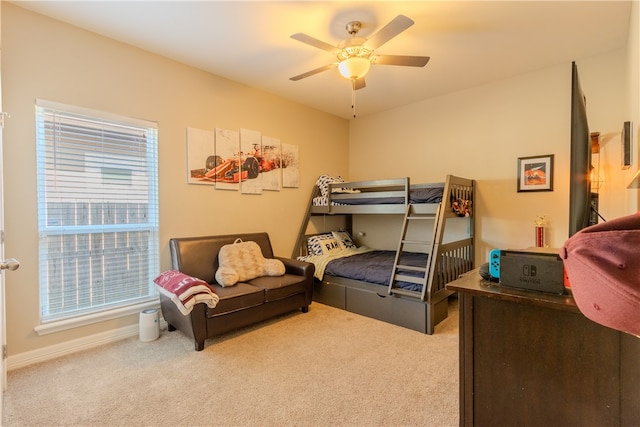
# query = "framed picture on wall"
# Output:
<box><xmin>517</xmin><ymin>154</ymin><xmax>554</xmax><ymax>192</ymax></box>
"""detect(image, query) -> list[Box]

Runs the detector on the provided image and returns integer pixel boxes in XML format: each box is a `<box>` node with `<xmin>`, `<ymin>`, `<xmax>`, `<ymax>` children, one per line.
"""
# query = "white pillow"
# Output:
<box><xmin>332</xmin><ymin>231</ymin><xmax>356</xmax><ymax>250</ymax></box>
<box><xmin>307</xmin><ymin>233</ymin><xmax>340</xmax><ymax>255</ymax></box>
<box><xmin>215</xmin><ymin>239</ymin><xmax>285</xmax><ymax>287</ymax></box>
<box><xmin>318</xmin><ymin>236</ymin><xmax>341</xmax><ymax>254</ymax></box>
<box><xmin>307</xmin><ymin>233</ymin><xmax>329</xmax><ymax>255</ymax></box>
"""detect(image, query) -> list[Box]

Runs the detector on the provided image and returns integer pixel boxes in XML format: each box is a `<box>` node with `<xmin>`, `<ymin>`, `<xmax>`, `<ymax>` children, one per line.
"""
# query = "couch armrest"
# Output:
<box><xmin>275</xmin><ymin>256</ymin><xmax>315</xmax><ymax>279</ymax></box>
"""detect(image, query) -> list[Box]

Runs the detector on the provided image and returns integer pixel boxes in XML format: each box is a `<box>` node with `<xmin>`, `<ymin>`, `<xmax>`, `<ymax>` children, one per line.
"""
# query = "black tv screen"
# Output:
<box><xmin>568</xmin><ymin>62</ymin><xmax>594</xmax><ymax>237</ymax></box>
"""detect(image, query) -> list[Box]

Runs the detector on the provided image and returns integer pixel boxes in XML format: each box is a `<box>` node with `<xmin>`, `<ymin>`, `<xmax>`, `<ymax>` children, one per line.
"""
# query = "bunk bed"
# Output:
<box><xmin>293</xmin><ymin>174</ymin><xmax>475</xmax><ymax>334</ymax></box>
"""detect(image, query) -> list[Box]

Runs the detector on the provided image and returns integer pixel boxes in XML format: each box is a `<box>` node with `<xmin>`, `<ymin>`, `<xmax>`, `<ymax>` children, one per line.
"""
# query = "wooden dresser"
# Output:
<box><xmin>447</xmin><ymin>269</ymin><xmax>640</xmax><ymax>427</ymax></box>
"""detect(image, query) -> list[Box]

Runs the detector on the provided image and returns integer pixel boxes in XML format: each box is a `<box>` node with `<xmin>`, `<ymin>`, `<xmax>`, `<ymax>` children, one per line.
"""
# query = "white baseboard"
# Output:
<box><xmin>8</xmin><ymin>318</ymin><xmax>168</xmax><ymax>371</ymax></box>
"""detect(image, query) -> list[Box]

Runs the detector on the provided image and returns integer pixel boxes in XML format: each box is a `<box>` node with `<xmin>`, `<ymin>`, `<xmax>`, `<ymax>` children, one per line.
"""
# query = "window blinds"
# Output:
<box><xmin>35</xmin><ymin>100</ymin><xmax>159</xmax><ymax>322</ymax></box>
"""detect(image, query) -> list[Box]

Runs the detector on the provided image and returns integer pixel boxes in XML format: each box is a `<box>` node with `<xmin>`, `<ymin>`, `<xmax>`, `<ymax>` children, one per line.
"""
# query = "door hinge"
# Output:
<box><xmin>2</xmin><ymin>345</ymin><xmax>7</xmax><ymax>360</ymax></box>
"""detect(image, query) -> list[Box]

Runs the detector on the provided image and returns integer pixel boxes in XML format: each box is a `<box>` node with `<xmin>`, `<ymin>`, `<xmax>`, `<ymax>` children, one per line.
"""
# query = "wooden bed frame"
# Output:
<box><xmin>293</xmin><ymin>174</ymin><xmax>475</xmax><ymax>334</ymax></box>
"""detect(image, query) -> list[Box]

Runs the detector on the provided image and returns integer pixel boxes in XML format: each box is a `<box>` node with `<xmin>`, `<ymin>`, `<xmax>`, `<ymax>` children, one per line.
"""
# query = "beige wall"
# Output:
<box><xmin>2</xmin><ymin>4</ymin><xmax>349</xmax><ymax>356</ymax></box>
<box><xmin>350</xmin><ymin>46</ymin><xmax>636</xmax><ymax>259</ymax></box>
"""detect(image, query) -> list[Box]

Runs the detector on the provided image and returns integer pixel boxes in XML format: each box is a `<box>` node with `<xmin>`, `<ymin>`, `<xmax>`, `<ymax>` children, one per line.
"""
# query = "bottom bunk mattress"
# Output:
<box><xmin>323</xmin><ymin>250</ymin><xmax>427</xmax><ymax>292</ymax></box>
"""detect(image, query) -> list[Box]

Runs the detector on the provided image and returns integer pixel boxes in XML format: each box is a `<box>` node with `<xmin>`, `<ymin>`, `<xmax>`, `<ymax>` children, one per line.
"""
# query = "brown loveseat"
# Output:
<box><xmin>159</xmin><ymin>232</ymin><xmax>314</xmax><ymax>351</ymax></box>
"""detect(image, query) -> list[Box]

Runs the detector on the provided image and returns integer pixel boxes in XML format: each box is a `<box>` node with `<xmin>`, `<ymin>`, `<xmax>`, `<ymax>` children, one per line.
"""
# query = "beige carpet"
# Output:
<box><xmin>3</xmin><ymin>301</ymin><xmax>459</xmax><ymax>426</ymax></box>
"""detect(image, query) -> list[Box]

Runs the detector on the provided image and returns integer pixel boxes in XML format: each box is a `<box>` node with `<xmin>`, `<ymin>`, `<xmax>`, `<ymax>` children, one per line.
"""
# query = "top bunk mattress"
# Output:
<box><xmin>313</xmin><ymin>186</ymin><xmax>444</xmax><ymax>206</ymax></box>
<box><xmin>313</xmin><ymin>175</ymin><xmax>444</xmax><ymax>207</ymax></box>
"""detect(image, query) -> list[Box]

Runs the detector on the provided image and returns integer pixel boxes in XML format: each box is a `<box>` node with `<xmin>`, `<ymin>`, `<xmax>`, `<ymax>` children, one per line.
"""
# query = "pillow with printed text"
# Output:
<box><xmin>332</xmin><ymin>231</ymin><xmax>356</xmax><ymax>250</ymax></box>
<box><xmin>308</xmin><ymin>233</ymin><xmax>341</xmax><ymax>255</ymax></box>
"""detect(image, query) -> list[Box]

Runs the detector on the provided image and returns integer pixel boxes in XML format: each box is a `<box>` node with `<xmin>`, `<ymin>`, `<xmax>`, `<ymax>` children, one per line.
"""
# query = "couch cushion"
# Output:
<box><xmin>248</xmin><ymin>274</ymin><xmax>308</xmax><ymax>302</ymax></box>
<box><xmin>206</xmin><ymin>282</ymin><xmax>264</xmax><ymax>317</ymax></box>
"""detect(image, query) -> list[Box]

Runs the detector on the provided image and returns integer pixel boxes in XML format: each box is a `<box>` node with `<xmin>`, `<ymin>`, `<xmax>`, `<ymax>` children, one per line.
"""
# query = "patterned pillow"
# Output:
<box><xmin>319</xmin><ymin>237</ymin><xmax>341</xmax><ymax>254</ymax></box>
<box><xmin>316</xmin><ymin>175</ymin><xmax>345</xmax><ymax>197</ymax></box>
<box><xmin>332</xmin><ymin>231</ymin><xmax>356</xmax><ymax>250</ymax></box>
<box><xmin>307</xmin><ymin>233</ymin><xmax>338</xmax><ymax>255</ymax></box>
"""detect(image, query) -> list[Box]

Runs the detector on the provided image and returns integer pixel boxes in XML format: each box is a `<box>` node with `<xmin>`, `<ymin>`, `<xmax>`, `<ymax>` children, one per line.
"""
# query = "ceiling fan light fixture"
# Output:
<box><xmin>338</xmin><ymin>56</ymin><xmax>371</xmax><ymax>80</ymax></box>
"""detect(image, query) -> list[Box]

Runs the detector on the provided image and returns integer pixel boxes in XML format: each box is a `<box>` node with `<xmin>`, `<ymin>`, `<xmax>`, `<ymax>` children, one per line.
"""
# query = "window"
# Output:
<box><xmin>36</xmin><ymin>100</ymin><xmax>159</xmax><ymax>323</ymax></box>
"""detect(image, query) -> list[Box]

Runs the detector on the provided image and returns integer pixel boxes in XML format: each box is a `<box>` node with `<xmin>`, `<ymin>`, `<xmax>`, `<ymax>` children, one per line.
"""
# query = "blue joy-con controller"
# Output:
<box><xmin>489</xmin><ymin>249</ymin><xmax>501</xmax><ymax>278</ymax></box>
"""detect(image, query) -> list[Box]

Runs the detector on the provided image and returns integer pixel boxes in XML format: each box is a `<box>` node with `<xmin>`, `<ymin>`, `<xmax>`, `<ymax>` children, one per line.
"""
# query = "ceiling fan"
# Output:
<box><xmin>289</xmin><ymin>14</ymin><xmax>430</xmax><ymax>91</ymax></box>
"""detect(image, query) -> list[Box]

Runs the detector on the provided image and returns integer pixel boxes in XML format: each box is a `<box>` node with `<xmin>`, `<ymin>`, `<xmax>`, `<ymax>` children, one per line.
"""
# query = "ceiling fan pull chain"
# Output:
<box><xmin>351</xmin><ymin>79</ymin><xmax>356</xmax><ymax>118</ymax></box>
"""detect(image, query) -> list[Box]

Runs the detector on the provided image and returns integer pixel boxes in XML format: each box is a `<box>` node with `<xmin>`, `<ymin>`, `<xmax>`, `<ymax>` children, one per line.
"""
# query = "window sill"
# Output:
<box><xmin>34</xmin><ymin>299</ymin><xmax>160</xmax><ymax>336</ymax></box>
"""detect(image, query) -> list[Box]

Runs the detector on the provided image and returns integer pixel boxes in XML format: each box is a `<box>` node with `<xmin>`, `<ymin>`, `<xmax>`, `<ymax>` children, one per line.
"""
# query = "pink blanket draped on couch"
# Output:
<box><xmin>154</xmin><ymin>270</ymin><xmax>219</xmax><ymax>315</ymax></box>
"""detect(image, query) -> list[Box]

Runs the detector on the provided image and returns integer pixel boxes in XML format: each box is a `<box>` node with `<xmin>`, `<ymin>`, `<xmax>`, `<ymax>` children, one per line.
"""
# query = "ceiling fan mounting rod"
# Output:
<box><xmin>345</xmin><ymin>21</ymin><xmax>362</xmax><ymax>36</ymax></box>
<box><xmin>339</xmin><ymin>21</ymin><xmax>371</xmax><ymax>61</ymax></box>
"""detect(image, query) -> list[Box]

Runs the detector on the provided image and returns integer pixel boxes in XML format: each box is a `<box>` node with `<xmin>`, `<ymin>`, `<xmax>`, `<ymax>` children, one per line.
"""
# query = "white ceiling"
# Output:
<box><xmin>13</xmin><ymin>1</ymin><xmax>632</xmax><ymax>120</ymax></box>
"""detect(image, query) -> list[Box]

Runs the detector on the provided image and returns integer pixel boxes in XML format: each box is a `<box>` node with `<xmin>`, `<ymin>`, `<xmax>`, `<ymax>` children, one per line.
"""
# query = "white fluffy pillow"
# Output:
<box><xmin>264</xmin><ymin>258</ymin><xmax>286</xmax><ymax>276</ymax></box>
<box><xmin>215</xmin><ymin>239</ymin><xmax>285</xmax><ymax>287</ymax></box>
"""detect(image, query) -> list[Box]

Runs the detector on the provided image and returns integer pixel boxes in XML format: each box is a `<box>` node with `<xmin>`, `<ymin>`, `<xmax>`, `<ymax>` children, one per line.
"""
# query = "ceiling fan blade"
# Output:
<box><xmin>289</xmin><ymin>63</ymin><xmax>337</xmax><ymax>81</ymax></box>
<box><xmin>366</xmin><ymin>15</ymin><xmax>415</xmax><ymax>50</ymax></box>
<box><xmin>291</xmin><ymin>33</ymin><xmax>340</xmax><ymax>54</ymax></box>
<box><xmin>354</xmin><ymin>78</ymin><xmax>366</xmax><ymax>90</ymax></box>
<box><xmin>373</xmin><ymin>55</ymin><xmax>430</xmax><ymax>67</ymax></box>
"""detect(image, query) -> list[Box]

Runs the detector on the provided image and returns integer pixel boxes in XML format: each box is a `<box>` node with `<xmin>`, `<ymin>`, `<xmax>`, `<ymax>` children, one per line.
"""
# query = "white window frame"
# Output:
<box><xmin>34</xmin><ymin>99</ymin><xmax>159</xmax><ymax>331</ymax></box>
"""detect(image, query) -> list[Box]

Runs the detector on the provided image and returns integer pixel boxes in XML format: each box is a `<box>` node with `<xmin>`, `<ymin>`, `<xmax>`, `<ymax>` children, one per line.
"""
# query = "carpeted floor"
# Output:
<box><xmin>3</xmin><ymin>300</ymin><xmax>459</xmax><ymax>426</ymax></box>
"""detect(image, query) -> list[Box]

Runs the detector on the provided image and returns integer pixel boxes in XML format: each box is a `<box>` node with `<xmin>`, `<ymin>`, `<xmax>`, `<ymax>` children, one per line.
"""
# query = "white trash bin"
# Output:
<box><xmin>139</xmin><ymin>308</ymin><xmax>160</xmax><ymax>342</ymax></box>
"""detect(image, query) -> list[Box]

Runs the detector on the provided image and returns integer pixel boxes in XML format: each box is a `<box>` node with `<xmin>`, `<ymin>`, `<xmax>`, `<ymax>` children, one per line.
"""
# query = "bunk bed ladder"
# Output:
<box><xmin>387</xmin><ymin>204</ymin><xmax>433</xmax><ymax>300</ymax></box>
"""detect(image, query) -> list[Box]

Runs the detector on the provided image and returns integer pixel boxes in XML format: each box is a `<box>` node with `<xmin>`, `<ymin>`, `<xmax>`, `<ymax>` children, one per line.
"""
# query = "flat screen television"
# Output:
<box><xmin>568</xmin><ymin>61</ymin><xmax>597</xmax><ymax>237</ymax></box>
